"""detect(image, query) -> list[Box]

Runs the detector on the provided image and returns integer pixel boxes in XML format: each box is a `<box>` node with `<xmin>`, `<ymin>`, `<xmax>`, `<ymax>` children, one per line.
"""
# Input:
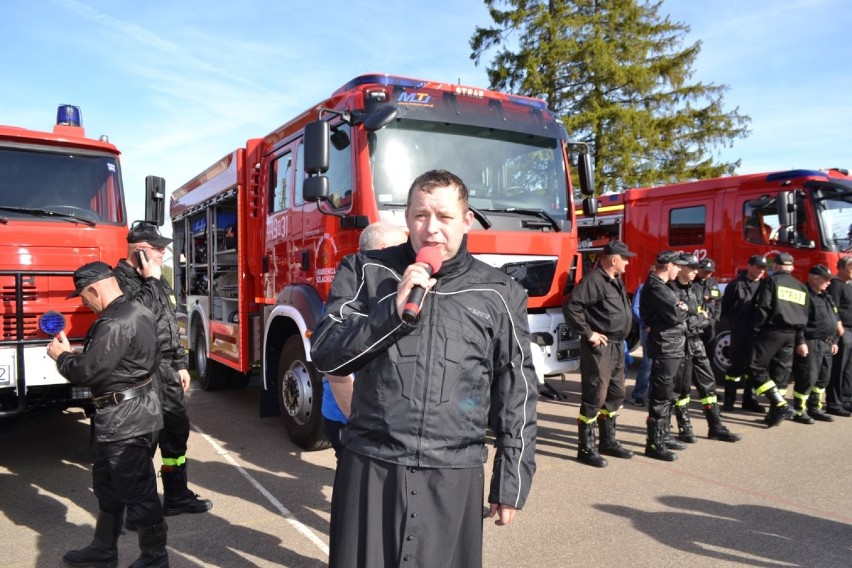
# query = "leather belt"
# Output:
<box><xmin>92</xmin><ymin>379</ymin><xmax>154</xmax><ymax>410</ymax></box>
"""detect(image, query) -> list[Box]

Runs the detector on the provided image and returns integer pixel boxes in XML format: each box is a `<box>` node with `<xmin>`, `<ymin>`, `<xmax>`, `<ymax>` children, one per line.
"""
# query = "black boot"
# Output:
<box><xmin>761</xmin><ymin>384</ymin><xmax>795</xmax><ymax>427</ymax></box>
<box><xmin>704</xmin><ymin>404</ymin><xmax>741</xmax><ymax>441</ymax></box>
<box><xmin>742</xmin><ymin>385</ymin><xmax>766</xmax><ymax>413</ymax></box>
<box><xmin>161</xmin><ymin>463</ymin><xmax>213</xmax><ymax>516</ymax></box>
<box><xmin>644</xmin><ymin>416</ymin><xmax>678</xmax><ymax>461</ymax></box>
<box><xmin>722</xmin><ymin>380</ymin><xmax>738</xmax><ymax>412</ymax></box>
<box><xmin>661</xmin><ymin>414</ymin><xmax>687</xmax><ymax>450</ymax></box>
<box><xmin>62</xmin><ymin>509</ymin><xmax>122</xmax><ymax>567</ymax></box>
<box><xmin>807</xmin><ymin>390</ymin><xmax>834</xmax><ymax>422</ymax></box>
<box><xmin>128</xmin><ymin>520</ymin><xmax>169</xmax><ymax>568</ymax></box>
<box><xmin>792</xmin><ymin>394</ymin><xmax>814</xmax><ymax>424</ymax></box>
<box><xmin>674</xmin><ymin>404</ymin><xmax>697</xmax><ymax>443</ymax></box>
<box><xmin>576</xmin><ymin>418</ymin><xmax>608</xmax><ymax>468</ymax></box>
<box><xmin>597</xmin><ymin>414</ymin><xmax>634</xmax><ymax>459</ymax></box>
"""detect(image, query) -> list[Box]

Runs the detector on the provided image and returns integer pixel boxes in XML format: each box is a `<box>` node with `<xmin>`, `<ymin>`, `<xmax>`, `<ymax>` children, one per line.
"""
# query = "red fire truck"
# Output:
<box><xmin>0</xmin><ymin>106</ymin><xmax>164</xmax><ymax>418</ymax></box>
<box><xmin>577</xmin><ymin>167</ymin><xmax>852</xmax><ymax>379</ymax></box>
<box><xmin>170</xmin><ymin>73</ymin><xmax>595</xmax><ymax>449</ymax></box>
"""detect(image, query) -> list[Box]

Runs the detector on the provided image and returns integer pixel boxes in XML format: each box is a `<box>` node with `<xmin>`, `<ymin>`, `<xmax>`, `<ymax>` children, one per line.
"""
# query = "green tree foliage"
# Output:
<box><xmin>471</xmin><ymin>0</ymin><xmax>751</xmax><ymax>194</ymax></box>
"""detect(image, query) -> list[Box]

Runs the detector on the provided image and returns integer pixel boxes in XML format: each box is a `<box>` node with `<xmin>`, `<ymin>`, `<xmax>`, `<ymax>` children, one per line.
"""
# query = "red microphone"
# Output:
<box><xmin>402</xmin><ymin>246</ymin><xmax>443</xmax><ymax>323</ymax></box>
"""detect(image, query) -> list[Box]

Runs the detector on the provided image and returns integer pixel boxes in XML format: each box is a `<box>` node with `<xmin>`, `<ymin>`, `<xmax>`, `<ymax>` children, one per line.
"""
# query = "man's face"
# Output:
<box><xmin>608</xmin><ymin>254</ymin><xmax>629</xmax><ymax>277</ymax></box>
<box><xmin>667</xmin><ymin>262</ymin><xmax>680</xmax><ymax>280</ymax></box>
<box><xmin>79</xmin><ymin>286</ymin><xmax>102</xmax><ymax>314</ymax></box>
<box><xmin>747</xmin><ymin>264</ymin><xmax>766</xmax><ymax>280</ymax></box>
<box><xmin>838</xmin><ymin>263</ymin><xmax>852</xmax><ymax>281</ymax></box>
<box><xmin>810</xmin><ymin>274</ymin><xmax>830</xmax><ymax>292</ymax></box>
<box><xmin>133</xmin><ymin>241</ymin><xmax>166</xmax><ymax>267</ymax></box>
<box><xmin>678</xmin><ymin>266</ymin><xmax>698</xmax><ymax>282</ymax></box>
<box><xmin>698</xmin><ymin>269</ymin><xmax>713</xmax><ymax>280</ymax></box>
<box><xmin>405</xmin><ymin>184</ymin><xmax>474</xmax><ymax>261</ymax></box>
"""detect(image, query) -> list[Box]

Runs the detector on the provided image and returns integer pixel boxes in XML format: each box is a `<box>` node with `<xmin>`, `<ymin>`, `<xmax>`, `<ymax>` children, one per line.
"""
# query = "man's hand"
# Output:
<box><xmin>796</xmin><ymin>343</ymin><xmax>808</xmax><ymax>357</ymax></box>
<box><xmin>136</xmin><ymin>250</ymin><xmax>162</xmax><ymax>280</ymax></box>
<box><xmin>396</xmin><ymin>262</ymin><xmax>436</xmax><ymax>322</ymax></box>
<box><xmin>588</xmin><ymin>331</ymin><xmax>608</xmax><ymax>347</ymax></box>
<box><xmin>46</xmin><ymin>331</ymin><xmax>71</xmax><ymax>361</ymax></box>
<box><xmin>178</xmin><ymin>369</ymin><xmax>191</xmax><ymax>392</ymax></box>
<box><xmin>487</xmin><ymin>503</ymin><xmax>519</xmax><ymax>526</ymax></box>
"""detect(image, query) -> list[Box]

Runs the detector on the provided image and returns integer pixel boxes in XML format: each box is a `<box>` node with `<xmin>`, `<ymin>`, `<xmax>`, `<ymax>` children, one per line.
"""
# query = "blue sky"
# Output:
<box><xmin>2</xmin><ymin>0</ymin><xmax>850</xmax><ymax>233</ymax></box>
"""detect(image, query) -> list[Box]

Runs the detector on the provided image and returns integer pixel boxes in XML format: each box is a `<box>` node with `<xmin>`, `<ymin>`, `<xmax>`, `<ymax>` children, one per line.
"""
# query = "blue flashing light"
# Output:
<box><xmin>765</xmin><ymin>169</ymin><xmax>827</xmax><ymax>183</ymax></box>
<box><xmin>39</xmin><ymin>311</ymin><xmax>66</xmax><ymax>336</ymax></box>
<box><xmin>340</xmin><ymin>75</ymin><xmax>427</xmax><ymax>92</ymax></box>
<box><xmin>56</xmin><ymin>105</ymin><xmax>82</xmax><ymax>127</ymax></box>
<box><xmin>506</xmin><ymin>95</ymin><xmax>548</xmax><ymax>111</ymax></box>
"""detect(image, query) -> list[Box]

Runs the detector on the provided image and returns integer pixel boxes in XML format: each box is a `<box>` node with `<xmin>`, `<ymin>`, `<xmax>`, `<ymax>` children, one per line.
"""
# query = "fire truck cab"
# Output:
<box><xmin>578</xmin><ymin>167</ymin><xmax>852</xmax><ymax>380</ymax></box>
<box><xmin>170</xmin><ymin>74</ymin><xmax>595</xmax><ymax>450</ymax></box>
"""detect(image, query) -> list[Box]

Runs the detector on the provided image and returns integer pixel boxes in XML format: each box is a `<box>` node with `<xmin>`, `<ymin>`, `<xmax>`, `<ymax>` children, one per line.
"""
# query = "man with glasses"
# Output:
<box><xmin>114</xmin><ymin>222</ymin><xmax>213</xmax><ymax>529</ymax></box>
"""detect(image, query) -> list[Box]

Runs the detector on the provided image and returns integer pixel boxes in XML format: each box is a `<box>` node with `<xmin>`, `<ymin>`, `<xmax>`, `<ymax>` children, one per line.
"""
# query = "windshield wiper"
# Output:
<box><xmin>481</xmin><ymin>208</ymin><xmax>561</xmax><ymax>232</ymax></box>
<box><xmin>0</xmin><ymin>205</ymin><xmax>96</xmax><ymax>226</ymax></box>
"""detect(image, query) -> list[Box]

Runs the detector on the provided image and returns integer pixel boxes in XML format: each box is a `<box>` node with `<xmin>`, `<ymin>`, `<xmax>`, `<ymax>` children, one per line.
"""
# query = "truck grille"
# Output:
<box><xmin>0</xmin><ymin>283</ymin><xmax>37</xmax><ymax>302</ymax></box>
<box><xmin>556</xmin><ymin>323</ymin><xmax>581</xmax><ymax>361</ymax></box>
<box><xmin>1</xmin><ymin>314</ymin><xmax>38</xmax><ymax>340</ymax></box>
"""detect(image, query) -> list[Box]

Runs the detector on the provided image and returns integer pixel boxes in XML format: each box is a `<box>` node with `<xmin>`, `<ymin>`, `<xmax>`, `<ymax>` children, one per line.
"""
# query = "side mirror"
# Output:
<box><xmin>777</xmin><ymin>190</ymin><xmax>793</xmax><ymax>227</ymax></box>
<box><xmin>364</xmin><ymin>106</ymin><xmax>398</xmax><ymax>132</ymax></box>
<box><xmin>577</xmin><ymin>153</ymin><xmax>595</xmax><ymax>196</ymax></box>
<box><xmin>304</xmin><ymin>121</ymin><xmax>329</xmax><ymax>174</ymax></box>
<box><xmin>581</xmin><ymin>196</ymin><xmax>598</xmax><ymax>217</ymax></box>
<box><xmin>144</xmin><ymin>176</ymin><xmax>166</xmax><ymax>226</ymax></box>
<box><xmin>303</xmin><ymin>176</ymin><xmax>329</xmax><ymax>203</ymax></box>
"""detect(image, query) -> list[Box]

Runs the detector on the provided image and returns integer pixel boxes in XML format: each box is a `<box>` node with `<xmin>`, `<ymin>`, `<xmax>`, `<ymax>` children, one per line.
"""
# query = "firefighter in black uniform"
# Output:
<box><xmin>721</xmin><ymin>255</ymin><xmax>768</xmax><ymax>412</ymax></box>
<box><xmin>826</xmin><ymin>256</ymin><xmax>852</xmax><ymax>416</ymax></box>
<box><xmin>669</xmin><ymin>254</ymin><xmax>741</xmax><ymax>443</ymax></box>
<box><xmin>47</xmin><ymin>262</ymin><xmax>168</xmax><ymax>567</ymax></box>
<box><xmin>695</xmin><ymin>258</ymin><xmax>721</xmax><ymax>351</ymax></box>
<box><xmin>749</xmin><ymin>252</ymin><xmax>807</xmax><ymax>427</ymax></box>
<box><xmin>564</xmin><ymin>240</ymin><xmax>635</xmax><ymax>468</ymax></box>
<box><xmin>114</xmin><ymin>222</ymin><xmax>212</xmax><ymax>526</ymax></box>
<box><xmin>791</xmin><ymin>264</ymin><xmax>839</xmax><ymax>423</ymax></box>
<box><xmin>640</xmin><ymin>250</ymin><xmax>689</xmax><ymax>461</ymax></box>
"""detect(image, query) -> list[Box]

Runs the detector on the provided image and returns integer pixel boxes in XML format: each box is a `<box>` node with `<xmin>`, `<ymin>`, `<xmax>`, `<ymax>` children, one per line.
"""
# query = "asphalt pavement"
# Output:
<box><xmin>1</xmin><ymin>361</ymin><xmax>851</xmax><ymax>567</ymax></box>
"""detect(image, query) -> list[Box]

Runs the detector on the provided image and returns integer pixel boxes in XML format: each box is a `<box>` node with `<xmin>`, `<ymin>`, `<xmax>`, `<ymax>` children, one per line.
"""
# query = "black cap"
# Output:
<box><xmin>773</xmin><ymin>252</ymin><xmax>794</xmax><ymax>266</ymax></box>
<box><xmin>748</xmin><ymin>255</ymin><xmax>768</xmax><ymax>267</ymax></box>
<box><xmin>809</xmin><ymin>264</ymin><xmax>832</xmax><ymax>279</ymax></box>
<box><xmin>656</xmin><ymin>250</ymin><xmax>679</xmax><ymax>264</ymax></box>
<box><xmin>603</xmin><ymin>240</ymin><xmax>636</xmax><ymax>257</ymax></box>
<box><xmin>127</xmin><ymin>221</ymin><xmax>172</xmax><ymax>247</ymax></box>
<box><xmin>67</xmin><ymin>261</ymin><xmax>114</xmax><ymax>298</ymax></box>
<box><xmin>698</xmin><ymin>258</ymin><xmax>715</xmax><ymax>271</ymax></box>
<box><xmin>675</xmin><ymin>253</ymin><xmax>700</xmax><ymax>268</ymax></box>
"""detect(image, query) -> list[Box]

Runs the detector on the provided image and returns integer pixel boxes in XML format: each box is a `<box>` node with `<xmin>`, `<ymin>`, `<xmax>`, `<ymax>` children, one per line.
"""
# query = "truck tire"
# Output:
<box><xmin>277</xmin><ymin>336</ymin><xmax>329</xmax><ymax>451</ymax></box>
<box><xmin>194</xmin><ymin>327</ymin><xmax>229</xmax><ymax>391</ymax></box>
<box><xmin>228</xmin><ymin>371</ymin><xmax>252</xmax><ymax>389</ymax></box>
<box><xmin>709</xmin><ymin>325</ymin><xmax>731</xmax><ymax>385</ymax></box>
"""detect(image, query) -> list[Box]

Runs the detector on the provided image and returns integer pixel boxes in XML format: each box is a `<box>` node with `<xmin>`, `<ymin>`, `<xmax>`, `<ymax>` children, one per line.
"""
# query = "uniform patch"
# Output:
<box><xmin>777</xmin><ymin>286</ymin><xmax>806</xmax><ymax>305</ymax></box>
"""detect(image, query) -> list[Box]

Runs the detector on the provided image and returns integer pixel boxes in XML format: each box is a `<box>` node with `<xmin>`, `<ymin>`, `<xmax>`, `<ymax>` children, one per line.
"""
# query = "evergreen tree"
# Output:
<box><xmin>471</xmin><ymin>0</ymin><xmax>751</xmax><ymax>193</ymax></box>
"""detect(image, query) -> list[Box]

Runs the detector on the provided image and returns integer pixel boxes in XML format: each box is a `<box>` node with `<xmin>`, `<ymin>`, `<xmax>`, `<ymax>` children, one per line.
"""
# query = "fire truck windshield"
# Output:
<box><xmin>369</xmin><ymin>120</ymin><xmax>568</xmax><ymax>219</ymax></box>
<box><xmin>813</xmin><ymin>181</ymin><xmax>852</xmax><ymax>252</ymax></box>
<box><xmin>0</xmin><ymin>147</ymin><xmax>124</xmax><ymax>224</ymax></box>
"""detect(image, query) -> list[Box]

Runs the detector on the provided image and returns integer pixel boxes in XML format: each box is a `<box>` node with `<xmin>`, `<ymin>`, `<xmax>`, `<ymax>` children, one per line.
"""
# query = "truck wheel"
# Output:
<box><xmin>228</xmin><ymin>371</ymin><xmax>252</xmax><ymax>389</ymax></box>
<box><xmin>277</xmin><ymin>336</ymin><xmax>329</xmax><ymax>451</ymax></box>
<box><xmin>709</xmin><ymin>329</ymin><xmax>731</xmax><ymax>385</ymax></box>
<box><xmin>194</xmin><ymin>328</ymin><xmax>229</xmax><ymax>391</ymax></box>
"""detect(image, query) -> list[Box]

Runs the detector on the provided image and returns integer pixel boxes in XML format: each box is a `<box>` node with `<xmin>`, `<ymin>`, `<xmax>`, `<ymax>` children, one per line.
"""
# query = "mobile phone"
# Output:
<box><xmin>136</xmin><ymin>249</ymin><xmax>148</xmax><ymax>264</ymax></box>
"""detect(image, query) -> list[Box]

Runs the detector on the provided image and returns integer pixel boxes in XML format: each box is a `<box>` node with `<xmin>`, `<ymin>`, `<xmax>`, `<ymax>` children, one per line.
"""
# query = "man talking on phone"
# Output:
<box><xmin>114</xmin><ymin>221</ymin><xmax>212</xmax><ymax>528</ymax></box>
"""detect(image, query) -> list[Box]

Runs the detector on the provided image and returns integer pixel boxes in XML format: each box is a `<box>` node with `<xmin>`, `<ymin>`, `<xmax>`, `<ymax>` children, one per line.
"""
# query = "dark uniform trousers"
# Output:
<box><xmin>153</xmin><ymin>360</ymin><xmax>190</xmax><ymax>461</ymax></box>
<box><xmin>750</xmin><ymin>328</ymin><xmax>796</xmax><ymax>392</ymax></box>
<box><xmin>94</xmin><ymin>435</ymin><xmax>163</xmax><ymax>528</ymax></box>
<box><xmin>676</xmin><ymin>340</ymin><xmax>719</xmax><ymax>404</ymax></box>
<box><xmin>578</xmin><ymin>340</ymin><xmax>626</xmax><ymax>419</ymax></box>
<box><xmin>726</xmin><ymin>325</ymin><xmax>754</xmax><ymax>380</ymax></box>
<box><xmin>793</xmin><ymin>338</ymin><xmax>833</xmax><ymax>399</ymax></box>
<box><xmin>827</xmin><ymin>328</ymin><xmax>852</xmax><ymax>408</ymax></box>
<box><xmin>649</xmin><ymin>357</ymin><xmax>684</xmax><ymax>421</ymax></box>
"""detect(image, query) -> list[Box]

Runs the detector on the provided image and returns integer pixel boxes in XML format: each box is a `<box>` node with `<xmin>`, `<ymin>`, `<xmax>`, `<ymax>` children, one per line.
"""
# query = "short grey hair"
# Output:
<box><xmin>359</xmin><ymin>222</ymin><xmax>408</xmax><ymax>252</ymax></box>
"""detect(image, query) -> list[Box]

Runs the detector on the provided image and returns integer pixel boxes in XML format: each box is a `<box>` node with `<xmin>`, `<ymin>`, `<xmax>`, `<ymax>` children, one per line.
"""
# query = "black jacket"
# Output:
<box><xmin>721</xmin><ymin>272</ymin><xmax>761</xmax><ymax>327</ymax></box>
<box><xmin>800</xmin><ymin>286</ymin><xmax>838</xmax><ymax>344</ymax></box>
<box><xmin>695</xmin><ymin>276</ymin><xmax>721</xmax><ymax>321</ymax></box>
<box><xmin>750</xmin><ymin>270</ymin><xmax>809</xmax><ymax>334</ymax></box>
<box><xmin>827</xmin><ymin>277</ymin><xmax>852</xmax><ymax>328</ymax></box>
<box><xmin>563</xmin><ymin>266</ymin><xmax>632</xmax><ymax>342</ymax></box>
<box><xmin>114</xmin><ymin>259</ymin><xmax>188</xmax><ymax>370</ymax></box>
<box><xmin>669</xmin><ymin>279</ymin><xmax>711</xmax><ymax>340</ymax></box>
<box><xmin>640</xmin><ymin>272</ymin><xmax>688</xmax><ymax>359</ymax></box>
<box><xmin>56</xmin><ymin>295</ymin><xmax>162</xmax><ymax>442</ymax></box>
<box><xmin>310</xmin><ymin>238</ymin><xmax>537</xmax><ymax>509</ymax></box>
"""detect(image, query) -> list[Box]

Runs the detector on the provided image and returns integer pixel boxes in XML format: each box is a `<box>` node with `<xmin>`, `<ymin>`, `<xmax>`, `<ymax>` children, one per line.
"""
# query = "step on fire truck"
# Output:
<box><xmin>0</xmin><ymin>105</ymin><xmax>163</xmax><ymax>419</ymax></box>
<box><xmin>577</xmin><ymin>167</ymin><xmax>852</xmax><ymax>380</ymax></box>
<box><xmin>169</xmin><ymin>74</ymin><xmax>596</xmax><ymax>450</ymax></box>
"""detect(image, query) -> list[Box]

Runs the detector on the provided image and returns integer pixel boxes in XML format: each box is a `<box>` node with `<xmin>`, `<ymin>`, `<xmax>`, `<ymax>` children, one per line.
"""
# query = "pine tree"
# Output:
<box><xmin>471</xmin><ymin>0</ymin><xmax>751</xmax><ymax>194</ymax></box>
